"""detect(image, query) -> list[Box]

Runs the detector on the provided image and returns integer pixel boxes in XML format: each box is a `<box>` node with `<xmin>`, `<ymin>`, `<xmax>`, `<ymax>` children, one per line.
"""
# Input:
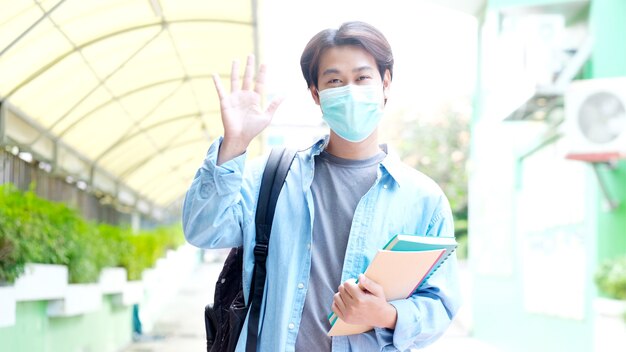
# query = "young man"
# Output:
<box><xmin>183</xmin><ymin>21</ymin><xmax>460</xmax><ymax>351</ymax></box>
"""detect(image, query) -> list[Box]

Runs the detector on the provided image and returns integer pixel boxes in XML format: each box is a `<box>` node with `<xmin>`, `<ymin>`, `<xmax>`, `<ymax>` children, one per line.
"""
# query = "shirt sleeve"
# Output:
<box><xmin>374</xmin><ymin>200</ymin><xmax>462</xmax><ymax>351</ymax></box>
<box><xmin>182</xmin><ymin>137</ymin><xmax>264</xmax><ymax>249</ymax></box>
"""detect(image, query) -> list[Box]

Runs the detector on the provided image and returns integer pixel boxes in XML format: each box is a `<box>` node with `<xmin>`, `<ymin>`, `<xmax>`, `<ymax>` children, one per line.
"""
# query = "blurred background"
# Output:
<box><xmin>0</xmin><ymin>0</ymin><xmax>625</xmax><ymax>351</ymax></box>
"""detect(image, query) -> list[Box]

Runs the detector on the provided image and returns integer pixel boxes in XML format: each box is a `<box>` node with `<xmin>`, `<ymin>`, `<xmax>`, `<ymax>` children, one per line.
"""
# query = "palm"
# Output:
<box><xmin>213</xmin><ymin>55</ymin><xmax>282</xmax><ymax>144</ymax></box>
<box><xmin>220</xmin><ymin>90</ymin><xmax>271</xmax><ymax>141</ymax></box>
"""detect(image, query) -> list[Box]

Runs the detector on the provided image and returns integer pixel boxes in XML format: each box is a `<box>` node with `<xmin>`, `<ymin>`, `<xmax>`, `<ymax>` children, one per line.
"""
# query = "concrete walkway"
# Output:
<box><xmin>122</xmin><ymin>257</ymin><xmax>501</xmax><ymax>352</ymax></box>
<box><xmin>122</xmin><ymin>257</ymin><xmax>221</xmax><ymax>352</ymax></box>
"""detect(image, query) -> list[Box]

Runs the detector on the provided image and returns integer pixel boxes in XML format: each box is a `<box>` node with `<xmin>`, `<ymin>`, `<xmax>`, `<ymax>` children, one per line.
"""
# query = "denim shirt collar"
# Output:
<box><xmin>305</xmin><ymin>136</ymin><xmax>404</xmax><ymax>188</ymax></box>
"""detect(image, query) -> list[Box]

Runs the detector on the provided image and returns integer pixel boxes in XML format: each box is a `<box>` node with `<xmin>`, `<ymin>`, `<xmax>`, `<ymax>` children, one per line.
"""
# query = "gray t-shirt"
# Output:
<box><xmin>295</xmin><ymin>149</ymin><xmax>386</xmax><ymax>351</ymax></box>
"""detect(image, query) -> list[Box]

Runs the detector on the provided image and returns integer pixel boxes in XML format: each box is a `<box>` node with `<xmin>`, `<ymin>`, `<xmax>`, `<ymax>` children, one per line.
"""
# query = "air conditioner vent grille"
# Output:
<box><xmin>578</xmin><ymin>91</ymin><xmax>626</xmax><ymax>144</ymax></box>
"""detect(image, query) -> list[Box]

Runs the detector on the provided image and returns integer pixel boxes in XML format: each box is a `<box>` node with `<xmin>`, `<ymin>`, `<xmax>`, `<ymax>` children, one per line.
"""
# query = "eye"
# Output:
<box><xmin>356</xmin><ymin>75</ymin><xmax>372</xmax><ymax>81</ymax></box>
<box><xmin>327</xmin><ymin>78</ymin><xmax>342</xmax><ymax>84</ymax></box>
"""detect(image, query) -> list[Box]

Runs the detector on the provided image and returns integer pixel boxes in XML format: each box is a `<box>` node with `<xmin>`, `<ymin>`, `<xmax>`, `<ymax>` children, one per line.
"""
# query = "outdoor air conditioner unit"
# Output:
<box><xmin>564</xmin><ymin>77</ymin><xmax>626</xmax><ymax>161</ymax></box>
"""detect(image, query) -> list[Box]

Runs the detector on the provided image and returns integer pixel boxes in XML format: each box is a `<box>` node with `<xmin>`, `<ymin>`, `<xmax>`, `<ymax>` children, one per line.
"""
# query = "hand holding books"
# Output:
<box><xmin>327</xmin><ymin>234</ymin><xmax>458</xmax><ymax>336</ymax></box>
<box><xmin>331</xmin><ymin>274</ymin><xmax>398</xmax><ymax>332</ymax></box>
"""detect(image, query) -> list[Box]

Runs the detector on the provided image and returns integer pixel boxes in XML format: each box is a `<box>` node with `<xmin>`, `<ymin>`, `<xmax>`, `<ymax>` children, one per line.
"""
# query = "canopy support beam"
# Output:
<box><xmin>0</xmin><ymin>0</ymin><xmax>67</xmax><ymax>57</ymax></box>
<box><xmin>2</xmin><ymin>100</ymin><xmax>163</xmax><ymax>218</ymax></box>
<box><xmin>117</xmin><ymin>137</ymin><xmax>206</xmax><ymax>181</ymax></box>
<box><xmin>5</xmin><ymin>18</ymin><xmax>254</xmax><ymax>99</ymax></box>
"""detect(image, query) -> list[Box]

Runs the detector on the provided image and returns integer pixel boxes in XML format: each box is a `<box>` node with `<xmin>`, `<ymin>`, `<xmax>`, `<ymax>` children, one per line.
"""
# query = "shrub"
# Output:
<box><xmin>120</xmin><ymin>225</ymin><xmax>185</xmax><ymax>280</ymax></box>
<box><xmin>595</xmin><ymin>256</ymin><xmax>626</xmax><ymax>300</ymax></box>
<box><xmin>595</xmin><ymin>256</ymin><xmax>626</xmax><ymax>323</ymax></box>
<box><xmin>0</xmin><ymin>184</ymin><xmax>78</xmax><ymax>282</ymax></box>
<box><xmin>0</xmin><ymin>184</ymin><xmax>28</xmax><ymax>283</ymax></box>
<box><xmin>0</xmin><ymin>183</ymin><xmax>185</xmax><ymax>284</ymax></box>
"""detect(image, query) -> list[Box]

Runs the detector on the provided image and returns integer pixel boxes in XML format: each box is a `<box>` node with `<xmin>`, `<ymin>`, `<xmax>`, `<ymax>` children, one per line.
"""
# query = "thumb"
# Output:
<box><xmin>358</xmin><ymin>274</ymin><xmax>385</xmax><ymax>298</ymax></box>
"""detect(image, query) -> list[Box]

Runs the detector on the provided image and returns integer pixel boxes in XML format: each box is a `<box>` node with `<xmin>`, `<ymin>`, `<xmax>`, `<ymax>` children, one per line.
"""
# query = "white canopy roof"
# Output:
<box><xmin>0</xmin><ymin>0</ymin><xmax>485</xmax><ymax>214</ymax></box>
<box><xmin>1</xmin><ymin>0</ymin><xmax>258</xmax><ymax>211</ymax></box>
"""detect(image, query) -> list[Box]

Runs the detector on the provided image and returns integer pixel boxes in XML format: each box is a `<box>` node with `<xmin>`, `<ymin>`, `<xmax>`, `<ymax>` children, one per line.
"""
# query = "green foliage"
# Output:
<box><xmin>456</xmin><ymin>232</ymin><xmax>468</xmax><ymax>260</ymax></box>
<box><xmin>120</xmin><ymin>225</ymin><xmax>185</xmax><ymax>280</ymax></box>
<box><xmin>95</xmin><ymin>224</ymin><xmax>133</xmax><ymax>269</ymax></box>
<box><xmin>453</xmin><ymin>207</ymin><xmax>468</xmax><ymax>259</ymax></box>
<box><xmin>384</xmin><ymin>105</ymin><xmax>469</xmax><ymax>212</ymax></box>
<box><xmin>0</xmin><ymin>183</ymin><xmax>77</xmax><ymax>282</ymax></box>
<box><xmin>0</xmin><ymin>184</ymin><xmax>29</xmax><ymax>284</ymax></box>
<box><xmin>0</xmin><ymin>183</ymin><xmax>185</xmax><ymax>284</ymax></box>
<box><xmin>383</xmin><ymin>102</ymin><xmax>470</xmax><ymax>240</ymax></box>
<box><xmin>595</xmin><ymin>256</ymin><xmax>626</xmax><ymax>300</ymax></box>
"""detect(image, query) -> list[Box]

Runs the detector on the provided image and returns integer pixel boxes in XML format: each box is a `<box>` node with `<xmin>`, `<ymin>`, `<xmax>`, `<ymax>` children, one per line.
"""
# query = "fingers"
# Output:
<box><xmin>332</xmin><ymin>293</ymin><xmax>346</xmax><ymax>319</ymax></box>
<box><xmin>230</xmin><ymin>59</ymin><xmax>240</xmax><ymax>93</ymax></box>
<box><xmin>212</xmin><ymin>74</ymin><xmax>225</xmax><ymax>101</ymax></box>
<box><xmin>242</xmin><ymin>55</ymin><xmax>255</xmax><ymax>90</ymax></box>
<box><xmin>254</xmin><ymin>63</ymin><xmax>266</xmax><ymax>95</ymax></box>
<box><xmin>358</xmin><ymin>274</ymin><xmax>384</xmax><ymax>298</ymax></box>
<box><xmin>338</xmin><ymin>283</ymin><xmax>353</xmax><ymax>301</ymax></box>
<box><xmin>265</xmin><ymin>97</ymin><xmax>284</xmax><ymax>117</ymax></box>
<box><xmin>343</xmin><ymin>280</ymin><xmax>365</xmax><ymax>300</ymax></box>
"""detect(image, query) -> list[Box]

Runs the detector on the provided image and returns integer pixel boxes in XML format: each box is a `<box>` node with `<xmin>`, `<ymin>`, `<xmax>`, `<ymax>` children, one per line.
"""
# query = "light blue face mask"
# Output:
<box><xmin>318</xmin><ymin>84</ymin><xmax>384</xmax><ymax>143</ymax></box>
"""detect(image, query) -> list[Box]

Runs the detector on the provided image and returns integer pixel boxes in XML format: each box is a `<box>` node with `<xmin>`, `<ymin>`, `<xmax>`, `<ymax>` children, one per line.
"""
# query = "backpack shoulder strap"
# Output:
<box><xmin>246</xmin><ymin>147</ymin><xmax>296</xmax><ymax>351</ymax></box>
<box><xmin>254</xmin><ymin>147</ymin><xmax>297</xmax><ymax>244</ymax></box>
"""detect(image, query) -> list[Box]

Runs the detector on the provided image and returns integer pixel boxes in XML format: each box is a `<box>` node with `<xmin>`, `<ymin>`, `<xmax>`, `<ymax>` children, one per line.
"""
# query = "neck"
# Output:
<box><xmin>325</xmin><ymin>129</ymin><xmax>381</xmax><ymax>160</ymax></box>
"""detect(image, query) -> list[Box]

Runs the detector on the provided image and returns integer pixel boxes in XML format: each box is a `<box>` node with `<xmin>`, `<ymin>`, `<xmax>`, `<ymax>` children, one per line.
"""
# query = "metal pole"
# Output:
<box><xmin>592</xmin><ymin>162</ymin><xmax>620</xmax><ymax>211</ymax></box>
<box><xmin>251</xmin><ymin>0</ymin><xmax>260</xmax><ymax>64</ymax></box>
<box><xmin>0</xmin><ymin>100</ymin><xmax>5</xmax><ymax>146</ymax></box>
<box><xmin>250</xmin><ymin>0</ymin><xmax>265</xmax><ymax>151</ymax></box>
<box><xmin>51</xmin><ymin>141</ymin><xmax>59</xmax><ymax>175</ymax></box>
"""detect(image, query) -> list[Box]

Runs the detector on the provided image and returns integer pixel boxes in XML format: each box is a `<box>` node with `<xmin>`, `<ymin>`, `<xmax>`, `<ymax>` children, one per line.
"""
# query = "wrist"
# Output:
<box><xmin>217</xmin><ymin>137</ymin><xmax>248</xmax><ymax>165</ymax></box>
<box><xmin>380</xmin><ymin>303</ymin><xmax>398</xmax><ymax>329</ymax></box>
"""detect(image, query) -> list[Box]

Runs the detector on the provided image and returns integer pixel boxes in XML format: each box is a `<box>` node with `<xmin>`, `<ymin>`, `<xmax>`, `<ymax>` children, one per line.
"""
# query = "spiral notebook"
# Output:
<box><xmin>327</xmin><ymin>234</ymin><xmax>457</xmax><ymax>337</ymax></box>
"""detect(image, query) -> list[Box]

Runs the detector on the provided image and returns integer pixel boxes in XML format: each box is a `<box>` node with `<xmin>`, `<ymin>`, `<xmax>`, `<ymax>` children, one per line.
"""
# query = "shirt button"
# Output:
<box><xmin>288</xmin><ymin>323</ymin><xmax>295</xmax><ymax>330</ymax></box>
<box><xmin>383</xmin><ymin>184</ymin><xmax>388</xmax><ymax>189</ymax></box>
<box><xmin>307</xmin><ymin>243</ymin><xmax>311</xmax><ymax>250</ymax></box>
<box><xmin>298</xmin><ymin>283</ymin><xmax>304</xmax><ymax>289</ymax></box>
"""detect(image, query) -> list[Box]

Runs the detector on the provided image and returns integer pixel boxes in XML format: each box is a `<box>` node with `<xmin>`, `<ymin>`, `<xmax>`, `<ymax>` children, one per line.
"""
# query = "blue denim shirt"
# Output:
<box><xmin>182</xmin><ymin>137</ymin><xmax>461</xmax><ymax>352</ymax></box>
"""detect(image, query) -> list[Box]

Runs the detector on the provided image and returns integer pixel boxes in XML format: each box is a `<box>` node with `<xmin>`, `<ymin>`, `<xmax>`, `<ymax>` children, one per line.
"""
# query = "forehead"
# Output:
<box><xmin>318</xmin><ymin>45</ymin><xmax>379</xmax><ymax>75</ymax></box>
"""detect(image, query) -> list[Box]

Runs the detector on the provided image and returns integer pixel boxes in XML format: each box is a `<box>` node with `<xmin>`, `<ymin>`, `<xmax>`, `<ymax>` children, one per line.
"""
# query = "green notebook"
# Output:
<box><xmin>382</xmin><ymin>234</ymin><xmax>458</xmax><ymax>287</ymax></box>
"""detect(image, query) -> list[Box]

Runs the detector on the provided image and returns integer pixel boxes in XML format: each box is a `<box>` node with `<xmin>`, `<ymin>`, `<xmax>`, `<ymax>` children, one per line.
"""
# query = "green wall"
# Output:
<box><xmin>589</xmin><ymin>0</ymin><xmax>626</xmax><ymax>79</ymax></box>
<box><xmin>589</xmin><ymin>0</ymin><xmax>626</xmax><ymax>262</ymax></box>
<box><xmin>470</xmin><ymin>0</ymin><xmax>626</xmax><ymax>351</ymax></box>
<box><xmin>0</xmin><ymin>296</ymin><xmax>132</xmax><ymax>352</ymax></box>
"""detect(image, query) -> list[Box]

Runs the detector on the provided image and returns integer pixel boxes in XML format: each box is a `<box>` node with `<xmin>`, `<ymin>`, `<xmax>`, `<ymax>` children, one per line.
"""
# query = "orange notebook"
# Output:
<box><xmin>327</xmin><ymin>234</ymin><xmax>457</xmax><ymax>337</ymax></box>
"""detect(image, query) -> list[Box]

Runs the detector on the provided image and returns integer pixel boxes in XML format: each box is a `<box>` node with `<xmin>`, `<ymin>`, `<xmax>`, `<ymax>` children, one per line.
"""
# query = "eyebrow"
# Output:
<box><xmin>320</xmin><ymin>66</ymin><xmax>374</xmax><ymax>76</ymax></box>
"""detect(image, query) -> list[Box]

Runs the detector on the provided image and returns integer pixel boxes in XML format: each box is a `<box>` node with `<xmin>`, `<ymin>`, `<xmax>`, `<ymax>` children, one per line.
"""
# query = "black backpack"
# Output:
<box><xmin>204</xmin><ymin>147</ymin><xmax>296</xmax><ymax>352</ymax></box>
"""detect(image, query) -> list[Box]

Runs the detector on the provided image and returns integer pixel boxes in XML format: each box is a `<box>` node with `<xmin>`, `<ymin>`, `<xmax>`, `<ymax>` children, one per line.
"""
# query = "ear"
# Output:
<box><xmin>310</xmin><ymin>85</ymin><xmax>321</xmax><ymax>106</ymax></box>
<box><xmin>382</xmin><ymin>69</ymin><xmax>391</xmax><ymax>104</ymax></box>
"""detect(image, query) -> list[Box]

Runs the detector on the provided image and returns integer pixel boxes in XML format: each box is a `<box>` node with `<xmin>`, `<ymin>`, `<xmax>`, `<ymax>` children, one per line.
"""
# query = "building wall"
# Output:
<box><xmin>588</xmin><ymin>0</ymin><xmax>626</xmax><ymax>263</ymax></box>
<box><xmin>470</xmin><ymin>122</ymin><xmax>596</xmax><ymax>352</ymax></box>
<box><xmin>0</xmin><ymin>296</ymin><xmax>132</xmax><ymax>352</ymax></box>
<box><xmin>469</xmin><ymin>0</ymin><xmax>626</xmax><ymax>351</ymax></box>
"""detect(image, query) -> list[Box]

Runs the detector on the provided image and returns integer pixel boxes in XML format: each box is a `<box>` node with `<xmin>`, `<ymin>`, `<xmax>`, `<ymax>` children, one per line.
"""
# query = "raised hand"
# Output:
<box><xmin>213</xmin><ymin>55</ymin><xmax>283</xmax><ymax>165</ymax></box>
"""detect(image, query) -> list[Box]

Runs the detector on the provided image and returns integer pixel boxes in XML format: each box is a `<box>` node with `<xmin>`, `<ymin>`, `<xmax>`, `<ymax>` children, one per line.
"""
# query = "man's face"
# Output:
<box><xmin>311</xmin><ymin>45</ymin><xmax>390</xmax><ymax>105</ymax></box>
